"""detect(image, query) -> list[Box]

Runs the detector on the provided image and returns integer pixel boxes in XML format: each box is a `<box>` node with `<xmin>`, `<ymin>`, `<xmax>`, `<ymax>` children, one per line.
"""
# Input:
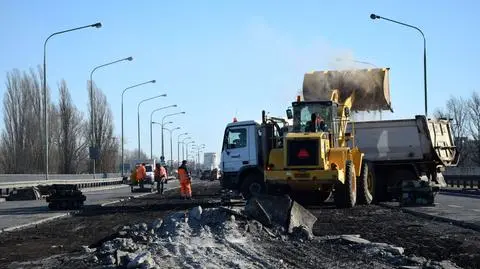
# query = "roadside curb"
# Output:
<box><xmin>0</xmin><ymin>212</ymin><xmax>73</xmax><ymax>234</ymax></box>
<box><xmin>379</xmin><ymin>203</ymin><xmax>480</xmax><ymax>232</ymax></box>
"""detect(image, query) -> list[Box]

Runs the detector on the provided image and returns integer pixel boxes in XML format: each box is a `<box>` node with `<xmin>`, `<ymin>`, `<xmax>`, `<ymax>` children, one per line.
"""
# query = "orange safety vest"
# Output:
<box><xmin>178</xmin><ymin>167</ymin><xmax>189</xmax><ymax>182</ymax></box>
<box><xmin>136</xmin><ymin>165</ymin><xmax>146</xmax><ymax>180</ymax></box>
<box><xmin>155</xmin><ymin>166</ymin><xmax>167</xmax><ymax>178</ymax></box>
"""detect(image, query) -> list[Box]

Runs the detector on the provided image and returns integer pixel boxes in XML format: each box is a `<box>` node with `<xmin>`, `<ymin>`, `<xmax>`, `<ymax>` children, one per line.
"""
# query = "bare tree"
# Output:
<box><xmin>467</xmin><ymin>91</ymin><xmax>480</xmax><ymax>165</ymax></box>
<box><xmin>0</xmin><ymin>67</ymin><xmax>55</xmax><ymax>173</ymax></box>
<box><xmin>434</xmin><ymin>95</ymin><xmax>471</xmax><ymax>166</ymax></box>
<box><xmin>88</xmin><ymin>82</ymin><xmax>119</xmax><ymax>173</ymax></box>
<box><xmin>56</xmin><ymin>80</ymin><xmax>87</xmax><ymax>173</ymax></box>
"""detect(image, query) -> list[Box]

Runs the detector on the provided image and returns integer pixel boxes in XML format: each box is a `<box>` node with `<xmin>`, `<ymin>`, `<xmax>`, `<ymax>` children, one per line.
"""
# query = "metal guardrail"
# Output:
<box><xmin>0</xmin><ymin>177</ymin><xmax>124</xmax><ymax>196</ymax></box>
<box><xmin>444</xmin><ymin>175</ymin><xmax>480</xmax><ymax>189</ymax></box>
<box><xmin>0</xmin><ymin>173</ymin><xmax>122</xmax><ymax>183</ymax></box>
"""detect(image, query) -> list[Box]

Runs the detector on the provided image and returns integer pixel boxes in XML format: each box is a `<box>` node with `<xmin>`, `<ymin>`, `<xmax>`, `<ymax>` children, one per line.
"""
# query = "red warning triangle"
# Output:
<box><xmin>297</xmin><ymin>149</ymin><xmax>310</xmax><ymax>159</ymax></box>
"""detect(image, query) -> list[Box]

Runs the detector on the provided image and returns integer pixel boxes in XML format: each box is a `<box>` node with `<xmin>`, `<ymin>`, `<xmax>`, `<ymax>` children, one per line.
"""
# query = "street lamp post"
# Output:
<box><xmin>137</xmin><ymin>94</ymin><xmax>167</xmax><ymax>159</ymax></box>
<box><xmin>370</xmin><ymin>13</ymin><xmax>428</xmax><ymax>116</ymax></box>
<box><xmin>163</xmin><ymin>127</ymin><xmax>181</xmax><ymax>167</ymax></box>
<box><xmin>185</xmin><ymin>141</ymin><xmax>195</xmax><ymax>163</ymax></box>
<box><xmin>149</xmin><ymin>105</ymin><xmax>177</xmax><ymax>159</ymax></box>
<box><xmin>121</xmin><ymin>80</ymin><xmax>156</xmax><ymax>176</ymax></box>
<box><xmin>161</xmin><ymin>112</ymin><xmax>186</xmax><ymax>160</ymax></box>
<box><xmin>152</xmin><ymin>121</ymin><xmax>172</xmax><ymax>159</ymax></box>
<box><xmin>43</xmin><ymin>22</ymin><xmax>102</xmax><ymax>180</ymax></box>
<box><xmin>177</xmin><ymin>133</ymin><xmax>189</xmax><ymax>165</ymax></box>
<box><xmin>89</xmin><ymin>56</ymin><xmax>133</xmax><ymax>179</ymax></box>
<box><xmin>181</xmin><ymin>137</ymin><xmax>192</xmax><ymax>160</ymax></box>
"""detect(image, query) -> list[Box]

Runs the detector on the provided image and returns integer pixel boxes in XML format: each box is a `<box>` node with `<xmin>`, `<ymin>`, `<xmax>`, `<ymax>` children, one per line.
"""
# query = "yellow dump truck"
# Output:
<box><xmin>219</xmin><ymin>68</ymin><xmax>393</xmax><ymax>208</ymax></box>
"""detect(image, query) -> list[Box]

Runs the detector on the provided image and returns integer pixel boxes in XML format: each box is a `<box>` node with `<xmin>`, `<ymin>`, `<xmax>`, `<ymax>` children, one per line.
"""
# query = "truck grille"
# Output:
<box><xmin>286</xmin><ymin>139</ymin><xmax>319</xmax><ymax>166</ymax></box>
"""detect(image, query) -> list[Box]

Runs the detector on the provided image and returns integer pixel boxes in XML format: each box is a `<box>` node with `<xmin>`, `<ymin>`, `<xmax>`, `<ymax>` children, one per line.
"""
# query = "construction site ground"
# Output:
<box><xmin>1</xmin><ymin>180</ymin><xmax>480</xmax><ymax>268</ymax></box>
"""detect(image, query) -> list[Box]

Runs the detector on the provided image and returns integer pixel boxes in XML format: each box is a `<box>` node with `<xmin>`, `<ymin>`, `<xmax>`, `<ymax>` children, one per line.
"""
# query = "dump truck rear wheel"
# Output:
<box><xmin>241</xmin><ymin>173</ymin><xmax>266</xmax><ymax>199</ymax></box>
<box><xmin>334</xmin><ymin>160</ymin><xmax>356</xmax><ymax>208</ymax></box>
<box><xmin>357</xmin><ymin>161</ymin><xmax>373</xmax><ymax>205</ymax></box>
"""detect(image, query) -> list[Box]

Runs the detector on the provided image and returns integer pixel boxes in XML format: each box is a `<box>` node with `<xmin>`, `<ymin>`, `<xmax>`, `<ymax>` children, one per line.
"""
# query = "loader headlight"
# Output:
<box><xmin>267</xmin><ymin>164</ymin><xmax>274</xmax><ymax>170</ymax></box>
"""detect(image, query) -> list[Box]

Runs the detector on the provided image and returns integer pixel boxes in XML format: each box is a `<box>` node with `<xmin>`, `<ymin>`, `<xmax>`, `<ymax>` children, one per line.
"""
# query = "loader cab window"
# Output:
<box><xmin>225</xmin><ymin>128</ymin><xmax>247</xmax><ymax>149</ymax></box>
<box><xmin>292</xmin><ymin>102</ymin><xmax>334</xmax><ymax>133</ymax></box>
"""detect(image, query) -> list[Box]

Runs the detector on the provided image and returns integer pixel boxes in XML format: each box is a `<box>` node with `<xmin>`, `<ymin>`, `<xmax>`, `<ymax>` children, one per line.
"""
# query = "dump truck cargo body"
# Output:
<box><xmin>347</xmin><ymin>115</ymin><xmax>458</xmax><ymax>203</ymax></box>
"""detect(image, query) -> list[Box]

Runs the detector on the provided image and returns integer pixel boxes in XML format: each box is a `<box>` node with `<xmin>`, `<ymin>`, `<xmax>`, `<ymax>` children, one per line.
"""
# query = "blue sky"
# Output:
<box><xmin>1</xmin><ymin>0</ymin><xmax>479</xmax><ymax>161</ymax></box>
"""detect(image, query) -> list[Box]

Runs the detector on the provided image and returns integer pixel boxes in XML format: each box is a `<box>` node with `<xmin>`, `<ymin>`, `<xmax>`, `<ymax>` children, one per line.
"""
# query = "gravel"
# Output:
<box><xmin>10</xmin><ymin>205</ymin><xmax>462</xmax><ymax>269</ymax></box>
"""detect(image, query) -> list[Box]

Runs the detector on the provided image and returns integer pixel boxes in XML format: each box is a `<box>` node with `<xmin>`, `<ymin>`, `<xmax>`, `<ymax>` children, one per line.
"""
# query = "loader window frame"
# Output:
<box><xmin>291</xmin><ymin>101</ymin><xmax>334</xmax><ymax>133</ymax></box>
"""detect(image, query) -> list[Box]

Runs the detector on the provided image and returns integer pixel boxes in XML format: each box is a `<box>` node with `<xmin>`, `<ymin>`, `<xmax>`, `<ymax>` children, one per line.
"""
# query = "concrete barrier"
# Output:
<box><xmin>0</xmin><ymin>173</ymin><xmax>122</xmax><ymax>183</ymax></box>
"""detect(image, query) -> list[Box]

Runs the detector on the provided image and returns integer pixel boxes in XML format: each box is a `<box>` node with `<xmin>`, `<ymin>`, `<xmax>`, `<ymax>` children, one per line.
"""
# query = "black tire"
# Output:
<box><xmin>240</xmin><ymin>173</ymin><xmax>266</xmax><ymax>199</ymax></box>
<box><xmin>372</xmin><ymin>169</ymin><xmax>388</xmax><ymax>204</ymax></box>
<box><xmin>357</xmin><ymin>161</ymin><xmax>373</xmax><ymax>205</ymax></box>
<box><xmin>334</xmin><ymin>160</ymin><xmax>356</xmax><ymax>208</ymax></box>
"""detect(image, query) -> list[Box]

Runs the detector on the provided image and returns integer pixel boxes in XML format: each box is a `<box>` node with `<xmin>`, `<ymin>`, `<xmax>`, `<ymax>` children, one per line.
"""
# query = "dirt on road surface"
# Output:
<box><xmin>0</xmin><ymin>180</ymin><xmax>479</xmax><ymax>268</ymax></box>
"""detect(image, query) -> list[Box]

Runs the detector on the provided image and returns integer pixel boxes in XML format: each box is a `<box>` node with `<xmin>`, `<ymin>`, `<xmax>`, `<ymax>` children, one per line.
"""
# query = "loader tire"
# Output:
<box><xmin>357</xmin><ymin>161</ymin><xmax>373</xmax><ymax>205</ymax></box>
<box><xmin>334</xmin><ymin>160</ymin><xmax>356</xmax><ymax>208</ymax></box>
<box><xmin>240</xmin><ymin>173</ymin><xmax>266</xmax><ymax>199</ymax></box>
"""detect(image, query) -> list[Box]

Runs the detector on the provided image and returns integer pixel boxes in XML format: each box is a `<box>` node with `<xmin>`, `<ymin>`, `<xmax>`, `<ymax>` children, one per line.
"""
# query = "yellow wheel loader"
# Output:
<box><xmin>219</xmin><ymin>68</ymin><xmax>392</xmax><ymax>208</ymax></box>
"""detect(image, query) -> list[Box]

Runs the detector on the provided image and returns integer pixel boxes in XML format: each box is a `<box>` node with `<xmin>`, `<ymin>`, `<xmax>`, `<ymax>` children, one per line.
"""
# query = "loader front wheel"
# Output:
<box><xmin>334</xmin><ymin>160</ymin><xmax>356</xmax><ymax>208</ymax></box>
<box><xmin>357</xmin><ymin>161</ymin><xmax>373</xmax><ymax>205</ymax></box>
<box><xmin>241</xmin><ymin>173</ymin><xmax>266</xmax><ymax>199</ymax></box>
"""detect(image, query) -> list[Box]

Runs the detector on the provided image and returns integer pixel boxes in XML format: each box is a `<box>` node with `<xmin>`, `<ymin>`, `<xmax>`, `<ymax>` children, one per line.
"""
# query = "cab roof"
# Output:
<box><xmin>226</xmin><ymin>120</ymin><xmax>260</xmax><ymax>128</ymax></box>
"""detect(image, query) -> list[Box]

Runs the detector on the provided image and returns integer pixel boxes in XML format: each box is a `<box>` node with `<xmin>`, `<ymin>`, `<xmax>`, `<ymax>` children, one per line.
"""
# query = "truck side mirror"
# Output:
<box><xmin>286</xmin><ymin>109</ymin><xmax>293</xmax><ymax>119</ymax></box>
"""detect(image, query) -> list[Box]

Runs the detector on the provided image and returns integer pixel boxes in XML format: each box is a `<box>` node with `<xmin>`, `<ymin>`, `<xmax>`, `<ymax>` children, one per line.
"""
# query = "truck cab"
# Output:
<box><xmin>220</xmin><ymin>120</ymin><xmax>262</xmax><ymax>190</ymax></box>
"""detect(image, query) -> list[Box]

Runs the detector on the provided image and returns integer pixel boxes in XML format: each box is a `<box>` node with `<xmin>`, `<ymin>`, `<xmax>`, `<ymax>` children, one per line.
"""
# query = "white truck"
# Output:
<box><xmin>347</xmin><ymin>115</ymin><xmax>459</xmax><ymax>204</ymax></box>
<box><xmin>219</xmin><ymin>115</ymin><xmax>458</xmax><ymax>205</ymax></box>
<box><xmin>129</xmin><ymin>159</ymin><xmax>156</xmax><ymax>192</ymax></box>
<box><xmin>201</xmin><ymin>152</ymin><xmax>219</xmax><ymax>181</ymax></box>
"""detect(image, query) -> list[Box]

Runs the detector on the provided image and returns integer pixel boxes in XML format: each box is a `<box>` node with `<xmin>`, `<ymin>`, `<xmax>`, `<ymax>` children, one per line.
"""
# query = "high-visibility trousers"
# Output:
<box><xmin>180</xmin><ymin>178</ymin><xmax>192</xmax><ymax>197</ymax></box>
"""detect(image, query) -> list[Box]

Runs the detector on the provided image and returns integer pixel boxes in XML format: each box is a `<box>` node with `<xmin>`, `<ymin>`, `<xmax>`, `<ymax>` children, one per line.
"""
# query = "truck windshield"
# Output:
<box><xmin>292</xmin><ymin>102</ymin><xmax>332</xmax><ymax>132</ymax></box>
<box><xmin>145</xmin><ymin>165</ymin><xmax>153</xmax><ymax>172</ymax></box>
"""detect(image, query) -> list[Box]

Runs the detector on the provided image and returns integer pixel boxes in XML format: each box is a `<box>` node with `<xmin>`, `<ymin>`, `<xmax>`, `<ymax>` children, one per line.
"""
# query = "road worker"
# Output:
<box><xmin>136</xmin><ymin>163</ymin><xmax>147</xmax><ymax>189</ymax></box>
<box><xmin>154</xmin><ymin>163</ymin><xmax>167</xmax><ymax>194</ymax></box>
<box><xmin>178</xmin><ymin>160</ymin><xmax>192</xmax><ymax>199</ymax></box>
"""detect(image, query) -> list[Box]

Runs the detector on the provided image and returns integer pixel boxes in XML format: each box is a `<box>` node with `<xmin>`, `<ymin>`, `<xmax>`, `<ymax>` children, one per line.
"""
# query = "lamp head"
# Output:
<box><xmin>370</xmin><ymin>14</ymin><xmax>380</xmax><ymax>20</ymax></box>
<box><xmin>92</xmin><ymin>22</ymin><xmax>102</xmax><ymax>28</ymax></box>
<box><xmin>150</xmin><ymin>80</ymin><xmax>156</xmax><ymax>83</ymax></box>
<box><xmin>126</xmin><ymin>57</ymin><xmax>133</xmax><ymax>61</ymax></box>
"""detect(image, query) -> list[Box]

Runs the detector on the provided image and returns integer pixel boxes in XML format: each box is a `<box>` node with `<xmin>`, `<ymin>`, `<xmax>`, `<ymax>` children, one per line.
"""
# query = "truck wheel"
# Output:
<box><xmin>334</xmin><ymin>160</ymin><xmax>356</xmax><ymax>208</ymax></box>
<box><xmin>357</xmin><ymin>161</ymin><xmax>373</xmax><ymax>205</ymax></box>
<box><xmin>240</xmin><ymin>174</ymin><xmax>266</xmax><ymax>199</ymax></box>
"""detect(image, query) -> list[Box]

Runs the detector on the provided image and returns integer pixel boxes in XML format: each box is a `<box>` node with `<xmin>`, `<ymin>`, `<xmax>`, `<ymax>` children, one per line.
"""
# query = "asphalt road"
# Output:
<box><xmin>383</xmin><ymin>193</ymin><xmax>480</xmax><ymax>228</ymax></box>
<box><xmin>0</xmin><ymin>181</ymin><xmax>180</xmax><ymax>232</ymax></box>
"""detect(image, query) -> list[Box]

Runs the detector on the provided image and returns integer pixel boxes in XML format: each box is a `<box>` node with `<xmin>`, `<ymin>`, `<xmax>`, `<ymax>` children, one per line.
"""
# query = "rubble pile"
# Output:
<box><xmin>81</xmin><ymin>195</ymin><xmax>461</xmax><ymax>269</ymax></box>
<box><xmin>89</xmin><ymin>206</ymin><xmax>283</xmax><ymax>268</ymax></box>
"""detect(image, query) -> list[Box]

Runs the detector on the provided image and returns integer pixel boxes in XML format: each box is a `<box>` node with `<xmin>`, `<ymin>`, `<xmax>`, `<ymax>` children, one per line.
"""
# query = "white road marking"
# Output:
<box><xmin>471</xmin><ymin>209</ymin><xmax>480</xmax><ymax>213</ymax></box>
<box><xmin>447</xmin><ymin>204</ymin><xmax>463</xmax><ymax>208</ymax></box>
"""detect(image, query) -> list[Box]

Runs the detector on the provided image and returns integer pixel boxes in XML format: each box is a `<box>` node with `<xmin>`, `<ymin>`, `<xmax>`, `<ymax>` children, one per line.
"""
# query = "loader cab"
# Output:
<box><xmin>287</xmin><ymin>101</ymin><xmax>342</xmax><ymax>145</ymax></box>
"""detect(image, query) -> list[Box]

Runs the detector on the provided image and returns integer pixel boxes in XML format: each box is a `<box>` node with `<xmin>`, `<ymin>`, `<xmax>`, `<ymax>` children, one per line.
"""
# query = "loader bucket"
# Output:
<box><xmin>302</xmin><ymin>68</ymin><xmax>392</xmax><ymax>112</ymax></box>
<box><xmin>244</xmin><ymin>194</ymin><xmax>317</xmax><ymax>237</ymax></box>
